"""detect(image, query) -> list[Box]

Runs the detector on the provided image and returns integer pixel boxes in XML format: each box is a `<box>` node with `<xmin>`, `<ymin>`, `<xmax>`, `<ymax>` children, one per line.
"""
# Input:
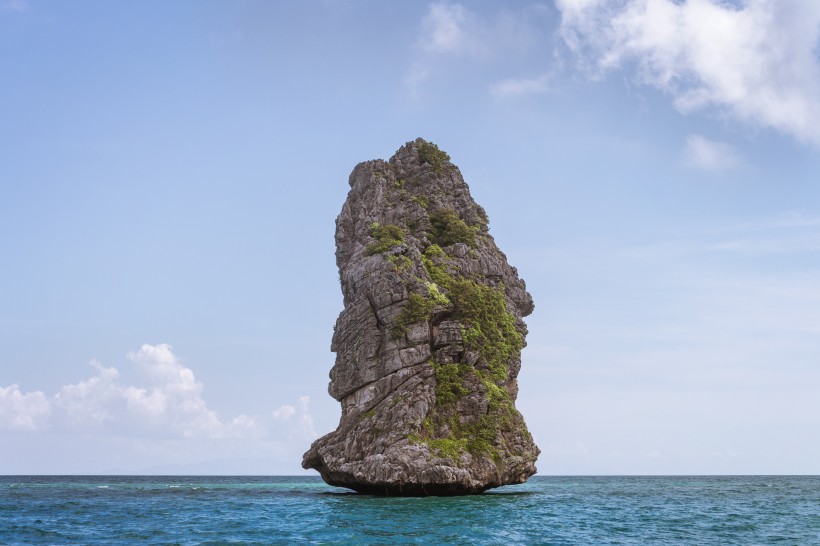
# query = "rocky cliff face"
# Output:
<box><xmin>302</xmin><ymin>138</ymin><xmax>539</xmax><ymax>495</ymax></box>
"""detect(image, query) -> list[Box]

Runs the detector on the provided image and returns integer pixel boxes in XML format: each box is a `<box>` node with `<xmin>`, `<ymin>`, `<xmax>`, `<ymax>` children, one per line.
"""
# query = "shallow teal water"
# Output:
<box><xmin>1</xmin><ymin>475</ymin><xmax>818</xmax><ymax>544</ymax></box>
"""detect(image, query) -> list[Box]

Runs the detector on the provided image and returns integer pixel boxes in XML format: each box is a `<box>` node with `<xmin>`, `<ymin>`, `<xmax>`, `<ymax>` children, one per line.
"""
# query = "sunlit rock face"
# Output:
<box><xmin>302</xmin><ymin>138</ymin><xmax>539</xmax><ymax>495</ymax></box>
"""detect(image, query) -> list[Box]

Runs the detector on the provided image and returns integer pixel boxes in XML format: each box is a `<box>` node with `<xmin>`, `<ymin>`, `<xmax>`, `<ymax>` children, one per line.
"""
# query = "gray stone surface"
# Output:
<box><xmin>302</xmin><ymin>138</ymin><xmax>539</xmax><ymax>495</ymax></box>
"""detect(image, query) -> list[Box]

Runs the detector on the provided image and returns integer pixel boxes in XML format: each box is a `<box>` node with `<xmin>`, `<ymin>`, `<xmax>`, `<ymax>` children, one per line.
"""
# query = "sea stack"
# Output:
<box><xmin>302</xmin><ymin>138</ymin><xmax>539</xmax><ymax>495</ymax></box>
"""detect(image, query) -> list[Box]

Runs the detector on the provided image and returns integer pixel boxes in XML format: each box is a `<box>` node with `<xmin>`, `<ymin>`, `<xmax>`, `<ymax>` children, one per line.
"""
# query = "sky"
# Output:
<box><xmin>1</xmin><ymin>0</ymin><xmax>819</xmax><ymax>475</ymax></box>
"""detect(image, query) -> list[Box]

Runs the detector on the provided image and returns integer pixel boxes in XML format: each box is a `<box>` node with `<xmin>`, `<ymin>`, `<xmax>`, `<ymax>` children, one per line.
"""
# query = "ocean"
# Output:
<box><xmin>1</xmin><ymin>475</ymin><xmax>818</xmax><ymax>545</ymax></box>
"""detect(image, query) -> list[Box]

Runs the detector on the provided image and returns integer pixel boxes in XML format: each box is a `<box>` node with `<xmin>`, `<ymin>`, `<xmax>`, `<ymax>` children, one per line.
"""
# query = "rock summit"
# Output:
<box><xmin>302</xmin><ymin>138</ymin><xmax>539</xmax><ymax>495</ymax></box>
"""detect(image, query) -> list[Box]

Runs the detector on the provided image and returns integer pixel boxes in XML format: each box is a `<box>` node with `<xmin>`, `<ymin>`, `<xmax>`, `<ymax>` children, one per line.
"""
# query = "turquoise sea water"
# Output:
<box><xmin>1</xmin><ymin>475</ymin><xmax>818</xmax><ymax>545</ymax></box>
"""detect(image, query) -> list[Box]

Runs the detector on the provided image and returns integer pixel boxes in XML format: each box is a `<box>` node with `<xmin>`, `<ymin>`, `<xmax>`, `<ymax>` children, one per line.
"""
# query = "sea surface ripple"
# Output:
<box><xmin>1</xmin><ymin>475</ymin><xmax>818</xmax><ymax>544</ymax></box>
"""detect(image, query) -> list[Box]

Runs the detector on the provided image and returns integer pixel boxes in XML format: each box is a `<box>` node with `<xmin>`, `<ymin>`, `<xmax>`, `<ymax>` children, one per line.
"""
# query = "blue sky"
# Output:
<box><xmin>1</xmin><ymin>0</ymin><xmax>819</xmax><ymax>474</ymax></box>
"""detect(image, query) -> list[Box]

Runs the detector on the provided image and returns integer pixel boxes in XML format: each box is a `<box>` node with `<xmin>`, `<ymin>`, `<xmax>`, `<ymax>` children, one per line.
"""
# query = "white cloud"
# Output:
<box><xmin>0</xmin><ymin>345</ymin><xmax>322</xmax><ymax>472</ymax></box>
<box><xmin>1</xmin><ymin>343</ymin><xmax>320</xmax><ymax>446</ymax></box>
<box><xmin>54</xmin><ymin>360</ymin><xmax>121</xmax><ymax>426</ymax></box>
<box><xmin>556</xmin><ymin>0</ymin><xmax>820</xmax><ymax>146</ymax></box>
<box><xmin>128</xmin><ymin>343</ymin><xmax>193</xmax><ymax>388</ymax></box>
<box><xmin>125</xmin><ymin>343</ymin><xmax>224</xmax><ymax>438</ymax></box>
<box><xmin>271</xmin><ymin>396</ymin><xmax>317</xmax><ymax>440</ymax></box>
<box><xmin>272</xmin><ymin>404</ymin><xmax>296</xmax><ymax>421</ymax></box>
<box><xmin>0</xmin><ymin>384</ymin><xmax>50</xmax><ymax>431</ymax></box>
<box><xmin>684</xmin><ymin>134</ymin><xmax>742</xmax><ymax>170</ymax></box>
<box><xmin>490</xmin><ymin>73</ymin><xmax>551</xmax><ymax>99</ymax></box>
<box><xmin>122</xmin><ymin>384</ymin><xmax>167</xmax><ymax>419</ymax></box>
<box><xmin>226</xmin><ymin>414</ymin><xmax>264</xmax><ymax>439</ymax></box>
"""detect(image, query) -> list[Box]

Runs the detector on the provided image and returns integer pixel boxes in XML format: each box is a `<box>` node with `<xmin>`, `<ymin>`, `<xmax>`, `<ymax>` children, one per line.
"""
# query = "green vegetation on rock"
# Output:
<box><xmin>426</xmin><ymin>437</ymin><xmax>469</xmax><ymax>461</ymax></box>
<box><xmin>424</xmin><ymin>244</ymin><xmax>446</xmax><ymax>258</ymax></box>
<box><xmin>411</xmin><ymin>195</ymin><xmax>429</xmax><ymax>209</ymax></box>
<box><xmin>365</xmin><ymin>222</ymin><xmax>405</xmax><ymax>255</ymax></box>
<box><xmin>422</xmin><ymin>251</ymin><xmax>523</xmax><ymax>381</ymax></box>
<box><xmin>408</xmin><ymin>242</ymin><xmax>525</xmax><ymax>463</ymax></box>
<box><xmin>431</xmin><ymin>360</ymin><xmax>469</xmax><ymax>405</ymax></box>
<box><xmin>410</xmin><ymin>382</ymin><xmax>503</xmax><ymax>463</ymax></box>
<box><xmin>425</xmin><ymin>281</ymin><xmax>450</xmax><ymax>306</ymax></box>
<box><xmin>450</xmin><ymin>279</ymin><xmax>522</xmax><ymax>382</ymax></box>
<box><xmin>429</xmin><ymin>208</ymin><xmax>478</xmax><ymax>247</ymax></box>
<box><xmin>391</xmin><ymin>293</ymin><xmax>435</xmax><ymax>338</ymax></box>
<box><xmin>417</xmin><ymin>141</ymin><xmax>450</xmax><ymax>171</ymax></box>
<box><xmin>474</xmin><ymin>204</ymin><xmax>490</xmax><ymax>227</ymax></box>
<box><xmin>391</xmin><ymin>279</ymin><xmax>452</xmax><ymax>338</ymax></box>
<box><xmin>386</xmin><ymin>254</ymin><xmax>413</xmax><ymax>271</ymax></box>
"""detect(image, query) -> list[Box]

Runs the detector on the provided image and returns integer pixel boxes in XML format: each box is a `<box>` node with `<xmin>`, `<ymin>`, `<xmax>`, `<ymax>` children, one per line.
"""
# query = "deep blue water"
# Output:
<box><xmin>1</xmin><ymin>475</ymin><xmax>818</xmax><ymax>545</ymax></box>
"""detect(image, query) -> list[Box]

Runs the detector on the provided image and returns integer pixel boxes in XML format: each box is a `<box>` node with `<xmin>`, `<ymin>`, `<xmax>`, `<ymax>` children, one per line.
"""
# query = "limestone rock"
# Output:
<box><xmin>302</xmin><ymin>138</ymin><xmax>539</xmax><ymax>495</ymax></box>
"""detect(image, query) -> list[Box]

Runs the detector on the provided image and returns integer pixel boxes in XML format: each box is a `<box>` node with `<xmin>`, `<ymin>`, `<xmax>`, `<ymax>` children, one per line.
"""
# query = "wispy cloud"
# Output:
<box><xmin>556</xmin><ymin>0</ymin><xmax>820</xmax><ymax>146</ymax></box>
<box><xmin>403</xmin><ymin>61</ymin><xmax>430</xmax><ymax>99</ymax></box>
<box><xmin>702</xmin><ymin>212</ymin><xmax>820</xmax><ymax>234</ymax></box>
<box><xmin>522</xmin><ymin>211</ymin><xmax>820</xmax><ymax>380</ymax></box>
<box><xmin>684</xmin><ymin>134</ymin><xmax>742</xmax><ymax>171</ymax></box>
<box><xmin>708</xmin><ymin>233</ymin><xmax>820</xmax><ymax>255</ymax></box>
<box><xmin>270</xmin><ymin>396</ymin><xmax>317</xmax><ymax>439</ymax></box>
<box><xmin>419</xmin><ymin>2</ymin><xmax>475</xmax><ymax>55</ymax></box>
<box><xmin>489</xmin><ymin>73</ymin><xmax>551</xmax><ymax>100</ymax></box>
<box><xmin>406</xmin><ymin>2</ymin><xmax>549</xmax><ymax>97</ymax></box>
<box><xmin>520</xmin><ymin>212</ymin><xmax>820</xmax><ymax>472</ymax></box>
<box><xmin>2</xmin><ymin>0</ymin><xmax>27</xmax><ymax>13</ymax></box>
<box><xmin>417</xmin><ymin>2</ymin><xmax>543</xmax><ymax>58</ymax></box>
<box><xmin>297</xmin><ymin>395</ymin><xmax>318</xmax><ymax>438</ymax></box>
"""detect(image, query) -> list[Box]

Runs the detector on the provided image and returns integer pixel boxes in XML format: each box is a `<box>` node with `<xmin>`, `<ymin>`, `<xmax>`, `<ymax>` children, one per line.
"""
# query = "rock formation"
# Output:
<box><xmin>302</xmin><ymin>138</ymin><xmax>539</xmax><ymax>495</ymax></box>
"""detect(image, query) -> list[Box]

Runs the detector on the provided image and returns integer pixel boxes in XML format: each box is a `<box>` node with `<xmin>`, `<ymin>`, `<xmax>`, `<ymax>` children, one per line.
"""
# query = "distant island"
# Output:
<box><xmin>302</xmin><ymin>139</ymin><xmax>539</xmax><ymax>495</ymax></box>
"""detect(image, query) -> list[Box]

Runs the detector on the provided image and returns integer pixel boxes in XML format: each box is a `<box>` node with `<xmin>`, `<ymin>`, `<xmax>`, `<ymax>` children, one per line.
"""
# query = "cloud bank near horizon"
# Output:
<box><xmin>0</xmin><ymin>343</ymin><xmax>316</xmax><ymax>442</ymax></box>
